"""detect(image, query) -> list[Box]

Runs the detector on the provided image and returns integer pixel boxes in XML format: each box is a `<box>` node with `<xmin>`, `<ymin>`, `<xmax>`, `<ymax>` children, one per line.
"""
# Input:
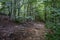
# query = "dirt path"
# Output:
<box><xmin>0</xmin><ymin>16</ymin><xmax>45</xmax><ymax>40</ymax></box>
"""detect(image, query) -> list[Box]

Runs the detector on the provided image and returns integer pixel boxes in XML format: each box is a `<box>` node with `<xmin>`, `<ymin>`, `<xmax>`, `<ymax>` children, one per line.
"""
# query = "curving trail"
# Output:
<box><xmin>0</xmin><ymin>16</ymin><xmax>45</xmax><ymax>40</ymax></box>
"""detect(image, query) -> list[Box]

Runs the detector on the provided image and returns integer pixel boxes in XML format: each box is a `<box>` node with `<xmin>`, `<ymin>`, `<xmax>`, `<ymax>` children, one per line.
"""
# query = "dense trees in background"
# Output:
<box><xmin>0</xmin><ymin>0</ymin><xmax>46</xmax><ymax>22</ymax></box>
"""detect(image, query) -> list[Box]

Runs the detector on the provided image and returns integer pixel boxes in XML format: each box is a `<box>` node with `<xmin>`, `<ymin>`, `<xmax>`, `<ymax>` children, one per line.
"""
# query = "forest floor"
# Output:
<box><xmin>0</xmin><ymin>15</ymin><xmax>45</xmax><ymax>40</ymax></box>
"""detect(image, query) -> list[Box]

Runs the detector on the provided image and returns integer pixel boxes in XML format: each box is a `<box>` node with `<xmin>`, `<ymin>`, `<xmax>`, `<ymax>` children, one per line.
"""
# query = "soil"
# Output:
<box><xmin>0</xmin><ymin>15</ymin><xmax>45</xmax><ymax>40</ymax></box>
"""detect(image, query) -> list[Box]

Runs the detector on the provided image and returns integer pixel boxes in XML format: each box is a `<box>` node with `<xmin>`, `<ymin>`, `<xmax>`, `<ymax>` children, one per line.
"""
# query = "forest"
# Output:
<box><xmin>0</xmin><ymin>0</ymin><xmax>60</xmax><ymax>40</ymax></box>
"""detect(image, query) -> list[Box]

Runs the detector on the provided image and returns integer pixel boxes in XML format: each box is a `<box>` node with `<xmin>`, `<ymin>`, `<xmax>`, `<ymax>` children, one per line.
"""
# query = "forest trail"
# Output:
<box><xmin>0</xmin><ymin>15</ymin><xmax>45</xmax><ymax>40</ymax></box>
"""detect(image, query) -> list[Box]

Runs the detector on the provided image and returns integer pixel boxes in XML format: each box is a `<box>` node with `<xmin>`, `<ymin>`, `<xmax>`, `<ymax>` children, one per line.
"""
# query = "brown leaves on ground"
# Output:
<box><xmin>0</xmin><ymin>16</ymin><xmax>45</xmax><ymax>40</ymax></box>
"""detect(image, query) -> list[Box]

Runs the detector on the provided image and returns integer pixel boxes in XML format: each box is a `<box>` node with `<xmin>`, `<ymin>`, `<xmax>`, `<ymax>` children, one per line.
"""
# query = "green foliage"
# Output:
<box><xmin>46</xmin><ymin>0</ymin><xmax>60</xmax><ymax>40</ymax></box>
<box><xmin>0</xmin><ymin>2</ymin><xmax>5</xmax><ymax>11</ymax></box>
